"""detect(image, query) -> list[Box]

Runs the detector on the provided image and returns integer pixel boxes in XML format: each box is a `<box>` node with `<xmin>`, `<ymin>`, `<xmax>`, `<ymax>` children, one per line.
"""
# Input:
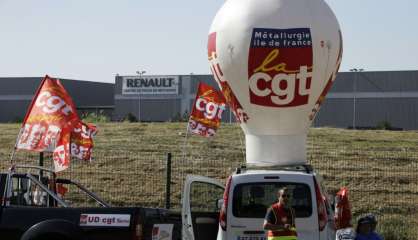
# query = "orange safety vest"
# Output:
<box><xmin>267</xmin><ymin>203</ymin><xmax>298</xmax><ymax>240</ymax></box>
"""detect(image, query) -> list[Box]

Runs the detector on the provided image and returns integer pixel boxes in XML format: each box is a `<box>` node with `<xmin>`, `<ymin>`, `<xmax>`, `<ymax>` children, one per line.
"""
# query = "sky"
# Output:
<box><xmin>0</xmin><ymin>0</ymin><xmax>417</xmax><ymax>83</ymax></box>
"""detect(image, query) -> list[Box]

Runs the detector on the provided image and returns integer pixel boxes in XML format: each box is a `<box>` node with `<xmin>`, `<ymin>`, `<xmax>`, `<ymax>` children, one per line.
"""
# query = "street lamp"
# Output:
<box><xmin>136</xmin><ymin>70</ymin><xmax>146</xmax><ymax>122</ymax></box>
<box><xmin>136</xmin><ymin>70</ymin><xmax>146</xmax><ymax>76</ymax></box>
<box><xmin>349</xmin><ymin>68</ymin><xmax>364</xmax><ymax>129</ymax></box>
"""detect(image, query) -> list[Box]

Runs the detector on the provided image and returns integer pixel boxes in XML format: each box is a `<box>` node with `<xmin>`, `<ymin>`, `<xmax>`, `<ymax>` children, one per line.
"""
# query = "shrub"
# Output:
<box><xmin>11</xmin><ymin>117</ymin><xmax>23</xmax><ymax>123</ymax></box>
<box><xmin>170</xmin><ymin>111</ymin><xmax>189</xmax><ymax>122</ymax></box>
<box><xmin>123</xmin><ymin>113</ymin><xmax>137</xmax><ymax>122</ymax></box>
<box><xmin>376</xmin><ymin>121</ymin><xmax>392</xmax><ymax>130</ymax></box>
<box><xmin>82</xmin><ymin>111</ymin><xmax>110</xmax><ymax>123</ymax></box>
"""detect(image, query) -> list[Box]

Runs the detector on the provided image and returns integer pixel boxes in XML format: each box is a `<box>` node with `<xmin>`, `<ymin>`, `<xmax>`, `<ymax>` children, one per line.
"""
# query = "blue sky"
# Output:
<box><xmin>0</xmin><ymin>0</ymin><xmax>417</xmax><ymax>83</ymax></box>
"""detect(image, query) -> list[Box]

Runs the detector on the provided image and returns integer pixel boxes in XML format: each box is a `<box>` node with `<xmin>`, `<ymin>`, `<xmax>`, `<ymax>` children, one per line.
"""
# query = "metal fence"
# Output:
<box><xmin>3</xmin><ymin>144</ymin><xmax>418</xmax><ymax>239</ymax></box>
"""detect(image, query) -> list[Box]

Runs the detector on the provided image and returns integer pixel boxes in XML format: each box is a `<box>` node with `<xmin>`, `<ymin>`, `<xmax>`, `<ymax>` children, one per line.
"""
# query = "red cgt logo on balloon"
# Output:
<box><xmin>248</xmin><ymin>28</ymin><xmax>313</xmax><ymax>107</ymax></box>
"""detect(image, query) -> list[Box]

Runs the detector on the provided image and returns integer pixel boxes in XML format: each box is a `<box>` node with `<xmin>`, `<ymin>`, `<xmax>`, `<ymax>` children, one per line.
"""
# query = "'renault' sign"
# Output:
<box><xmin>122</xmin><ymin>75</ymin><xmax>179</xmax><ymax>95</ymax></box>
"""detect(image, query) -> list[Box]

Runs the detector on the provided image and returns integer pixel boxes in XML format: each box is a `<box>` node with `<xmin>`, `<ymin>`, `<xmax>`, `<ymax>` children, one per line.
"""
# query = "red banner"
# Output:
<box><xmin>70</xmin><ymin>121</ymin><xmax>97</xmax><ymax>161</ymax></box>
<box><xmin>189</xmin><ymin>82</ymin><xmax>226</xmax><ymax>137</ymax></box>
<box><xmin>15</xmin><ymin>75</ymin><xmax>97</xmax><ymax>172</ymax></box>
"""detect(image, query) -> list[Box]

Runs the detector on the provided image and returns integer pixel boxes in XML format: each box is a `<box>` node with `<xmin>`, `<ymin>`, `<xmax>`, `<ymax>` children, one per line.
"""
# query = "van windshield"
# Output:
<box><xmin>232</xmin><ymin>182</ymin><xmax>312</xmax><ymax>218</ymax></box>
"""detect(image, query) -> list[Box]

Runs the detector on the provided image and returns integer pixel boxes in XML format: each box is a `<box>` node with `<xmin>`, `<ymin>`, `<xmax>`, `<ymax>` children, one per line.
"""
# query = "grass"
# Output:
<box><xmin>0</xmin><ymin>123</ymin><xmax>417</xmax><ymax>239</ymax></box>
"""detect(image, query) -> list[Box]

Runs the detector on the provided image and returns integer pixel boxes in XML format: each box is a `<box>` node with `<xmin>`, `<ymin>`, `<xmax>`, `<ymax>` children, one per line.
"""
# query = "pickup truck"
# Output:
<box><xmin>0</xmin><ymin>165</ymin><xmax>225</xmax><ymax>240</ymax></box>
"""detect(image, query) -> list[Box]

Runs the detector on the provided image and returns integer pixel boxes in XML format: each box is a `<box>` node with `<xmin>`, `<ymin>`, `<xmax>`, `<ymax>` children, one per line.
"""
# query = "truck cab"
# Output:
<box><xmin>191</xmin><ymin>165</ymin><xmax>335</xmax><ymax>240</ymax></box>
<box><xmin>0</xmin><ymin>165</ymin><xmax>108</xmax><ymax>208</ymax></box>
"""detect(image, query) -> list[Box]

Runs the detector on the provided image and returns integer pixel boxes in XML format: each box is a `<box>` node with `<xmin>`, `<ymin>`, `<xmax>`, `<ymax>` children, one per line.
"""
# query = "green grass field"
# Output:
<box><xmin>1</xmin><ymin>122</ymin><xmax>417</xmax><ymax>239</ymax></box>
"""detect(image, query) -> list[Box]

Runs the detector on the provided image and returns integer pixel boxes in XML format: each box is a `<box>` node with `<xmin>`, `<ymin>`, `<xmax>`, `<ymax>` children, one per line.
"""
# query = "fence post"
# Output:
<box><xmin>39</xmin><ymin>152</ymin><xmax>44</xmax><ymax>178</ymax></box>
<box><xmin>165</xmin><ymin>153</ymin><xmax>172</xmax><ymax>209</ymax></box>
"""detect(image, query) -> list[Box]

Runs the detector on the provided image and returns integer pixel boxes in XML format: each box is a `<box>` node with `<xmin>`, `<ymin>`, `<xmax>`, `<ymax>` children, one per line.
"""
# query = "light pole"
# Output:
<box><xmin>349</xmin><ymin>68</ymin><xmax>364</xmax><ymax>129</ymax></box>
<box><xmin>136</xmin><ymin>70</ymin><xmax>146</xmax><ymax>122</ymax></box>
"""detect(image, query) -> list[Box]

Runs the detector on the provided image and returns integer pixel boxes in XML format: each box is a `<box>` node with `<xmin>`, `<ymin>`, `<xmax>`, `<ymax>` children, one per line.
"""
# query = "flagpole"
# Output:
<box><xmin>10</xmin><ymin>127</ymin><xmax>23</xmax><ymax>164</ymax></box>
<box><xmin>237</xmin><ymin>122</ymin><xmax>246</xmax><ymax>162</ymax></box>
<box><xmin>182</xmin><ymin>82</ymin><xmax>200</xmax><ymax>162</ymax></box>
<box><xmin>10</xmin><ymin>148</ymin><xmax>17</xmax><ymax>164</ymax></box>
<box><xmin>231</xmin><ymin>112</ymin><xmax>246</xmax><ymax>163</ymax></box>
<box><xmin>181</xmin><ymin>118</ymin><xmax>191</xmax><ymax>161</ymax></box>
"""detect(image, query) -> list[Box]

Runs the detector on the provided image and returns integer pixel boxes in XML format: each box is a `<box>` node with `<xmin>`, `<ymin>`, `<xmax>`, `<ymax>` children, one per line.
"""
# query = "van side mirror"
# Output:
<box><xmin>217</xmin><ymin>199</ymin><xmax>224</xmax><ymax>211</ymax></box>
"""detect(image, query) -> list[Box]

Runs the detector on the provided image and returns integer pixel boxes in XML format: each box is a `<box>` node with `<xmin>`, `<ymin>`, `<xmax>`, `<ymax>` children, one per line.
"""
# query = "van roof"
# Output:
<box><xmin>233</xmin><ymin>169</ymin><xmax>314</xmax><ymax>177</ymax></box>
<box><xmin>234</xmin><ymin>164</ymin><xmax>314</xmax><ymax>175</ymax></box>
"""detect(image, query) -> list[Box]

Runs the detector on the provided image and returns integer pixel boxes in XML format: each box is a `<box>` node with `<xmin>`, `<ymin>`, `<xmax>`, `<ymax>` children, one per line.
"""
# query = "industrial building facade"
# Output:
<box><xmin>1</xmin><ymin>71</ymin><xmax>418</xmax><ymax>130</ymax></box>
<box><xmin>314</xmin><ymin>71</ymin><xmax>418</xmax><ymax>130</ymax></box>
<box><xmin>0</xmin><ymin>77</ymin><xmax>114</xmax><ymax>122</ymax></box>
<box><xmin>113</xmin><ymin>74</ymin><xmax>230</xmax><ymax>122</ymax></box>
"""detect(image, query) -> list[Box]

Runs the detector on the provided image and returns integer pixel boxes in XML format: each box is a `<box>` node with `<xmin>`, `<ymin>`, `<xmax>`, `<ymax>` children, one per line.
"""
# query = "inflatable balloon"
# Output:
<box><xmin>208</xmin><ymin>0</ymin><xmax>342</xmax><ymax>166</ymax></box>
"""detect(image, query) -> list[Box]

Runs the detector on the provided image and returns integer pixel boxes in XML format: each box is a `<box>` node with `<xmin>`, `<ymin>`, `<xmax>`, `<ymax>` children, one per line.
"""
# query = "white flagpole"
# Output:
<box><xmin>181</xmin><ymin>117</ymin><xmax>191</xmax><ymax>161</ymax></box>
<box><xmin>9</xmin><ymin>148</ymin><xmax>17</xmax><ymax>164</ymax></box>
<box><xmin>183</xmin><ymin>82</ymin><xmax>199</xmax><ymax>162</ymax></box>
<box><xmin>10</xmin><ymin>127</ymin><xmax>24</xmax><ymax>164</ymax></box>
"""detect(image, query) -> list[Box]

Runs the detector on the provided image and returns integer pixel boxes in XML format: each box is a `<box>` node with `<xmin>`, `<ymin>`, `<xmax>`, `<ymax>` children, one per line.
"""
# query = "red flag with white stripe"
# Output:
<box><xmin>15</xmin><ymin>75</ymin><xmax>97</xmax><ymax>172</ymax></box>
<box><xmin>188</xmin><ymin>82</ymin><xmax>226</xmax><ymax>137</ymax></box>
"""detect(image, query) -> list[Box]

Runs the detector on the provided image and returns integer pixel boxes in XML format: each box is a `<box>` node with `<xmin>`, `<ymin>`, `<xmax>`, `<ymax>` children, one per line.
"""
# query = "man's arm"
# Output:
<box><xmin>263</xmin><ymin>220</ymin><xmax>290</xmax><ymax>231</ymax></box>
<box><xmin>263</xmin><ymin>208</ymin><xmax>290</xmax><ymax>231</ymax></box>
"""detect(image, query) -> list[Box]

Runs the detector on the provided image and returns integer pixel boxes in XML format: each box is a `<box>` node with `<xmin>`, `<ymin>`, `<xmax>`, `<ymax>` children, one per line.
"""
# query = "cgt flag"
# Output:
<box><xmin>70</xmin><ymin>121</ymin><xmax>97</xmax><ymax>161</ymax></box>
<box><xmin>188</xmin><ymin>82</ymin><xmax>226</xmax><ymax>137</ymax></box>
<box><xmin>15</xmin><ymin>75</ymin><xmax>97</xmax><ymax>172</ymax></box>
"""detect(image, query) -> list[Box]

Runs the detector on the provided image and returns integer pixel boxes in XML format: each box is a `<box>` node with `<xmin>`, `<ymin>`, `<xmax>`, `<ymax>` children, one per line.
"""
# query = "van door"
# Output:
<box><xmin>182</xmin><ymin>175</ymin><xmax>224</xmax><ymax>240</ymax></box>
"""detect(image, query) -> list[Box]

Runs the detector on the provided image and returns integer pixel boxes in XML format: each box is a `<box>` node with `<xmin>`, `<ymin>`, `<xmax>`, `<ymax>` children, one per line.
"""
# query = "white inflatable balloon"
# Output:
<box><xmin>208</xmin><ymin>0</ymin><xmax>342</xmax><ymax>166</ymax></box>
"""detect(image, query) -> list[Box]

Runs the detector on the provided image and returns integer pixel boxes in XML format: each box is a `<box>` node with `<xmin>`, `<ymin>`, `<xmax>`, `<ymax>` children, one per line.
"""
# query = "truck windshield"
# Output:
<box><xmin>232</xmin><ymin>182</ymin><xmax>312</xmax><ymax>218</ymax></box>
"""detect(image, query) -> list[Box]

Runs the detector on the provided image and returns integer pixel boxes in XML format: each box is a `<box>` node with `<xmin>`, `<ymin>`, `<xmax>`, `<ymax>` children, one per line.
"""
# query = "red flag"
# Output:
<box><xmin>70</xmin><ymin>121</ymin><xmax>97</xmax><ymax>161</ymax></box>
<box><xmin>15</xmin><ymin>75</ymin><xmax>97</xmax><ymax>172</ymax></box>
<box><xmin>188</xmin><ymin>82</ymin><xmax>226</xmax><ymax>137</ymax></box>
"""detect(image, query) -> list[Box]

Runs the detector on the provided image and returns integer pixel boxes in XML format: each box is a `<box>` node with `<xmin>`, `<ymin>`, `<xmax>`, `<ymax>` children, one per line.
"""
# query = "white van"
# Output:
<box><xmin>182</xmin><ymin>165</ymin><xmax>335</xmax><ymax>240</ymax></box>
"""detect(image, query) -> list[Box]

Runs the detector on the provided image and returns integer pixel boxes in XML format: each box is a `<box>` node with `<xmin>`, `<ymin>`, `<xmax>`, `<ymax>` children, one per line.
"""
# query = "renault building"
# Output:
<box><xmin>1</xmin><ymin>71</ymin><xmax>417</xmax><ymax>130</ymax></box>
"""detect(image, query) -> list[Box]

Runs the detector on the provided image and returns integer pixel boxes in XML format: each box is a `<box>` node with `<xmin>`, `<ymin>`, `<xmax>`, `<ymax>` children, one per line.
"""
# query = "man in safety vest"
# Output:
<box><xmin>263</xmin><ymin>187</ymin><xmax>297</xmax><ymax>240</ymax></box>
